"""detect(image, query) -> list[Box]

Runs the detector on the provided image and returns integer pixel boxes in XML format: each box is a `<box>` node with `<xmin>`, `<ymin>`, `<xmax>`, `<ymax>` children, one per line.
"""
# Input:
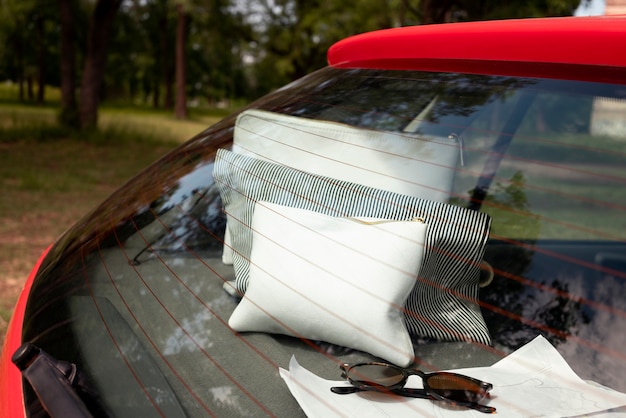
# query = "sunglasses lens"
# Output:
<box><xmin>426</xmin><ymin>373</ymin><xmax>485</xmax><ymax>402</ymax></box>
<box><xmin>346</xmin><ymin>364</ymin><xmax>405</xmax><ymax>388</ymax></box>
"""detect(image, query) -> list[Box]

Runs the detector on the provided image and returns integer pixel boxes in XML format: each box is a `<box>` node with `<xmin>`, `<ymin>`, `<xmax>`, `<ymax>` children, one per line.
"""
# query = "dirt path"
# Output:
<box><xmin>0</xmin><ymin>138</ymin><xmax>176</xmax><ymax>346</ymax></box>
<box><xmin>0</xmin><ymin>191</ymin><xmax>113</xmax><ymax>345</ymax></box>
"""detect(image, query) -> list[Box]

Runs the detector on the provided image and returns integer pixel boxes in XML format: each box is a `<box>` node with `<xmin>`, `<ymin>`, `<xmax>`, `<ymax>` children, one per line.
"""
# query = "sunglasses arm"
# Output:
<box><xmin>330</xmin><ymin>386</ymin><xmax>430</xmax><ymax>398</ymax></box>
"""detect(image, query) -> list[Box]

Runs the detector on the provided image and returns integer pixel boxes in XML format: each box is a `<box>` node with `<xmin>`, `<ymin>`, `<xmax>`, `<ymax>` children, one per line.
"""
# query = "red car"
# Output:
<box><xmin>3</xmin><ymin>16</ymin><xmax>626</xmax><ymax>417</ymax></box>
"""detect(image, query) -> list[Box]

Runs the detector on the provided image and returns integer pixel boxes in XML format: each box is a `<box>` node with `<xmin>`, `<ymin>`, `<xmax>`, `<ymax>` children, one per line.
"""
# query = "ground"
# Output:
<box><xmin>0</xmin><ymin>138</ymin><xmax>178</xmax><ymax>345</ymax></box>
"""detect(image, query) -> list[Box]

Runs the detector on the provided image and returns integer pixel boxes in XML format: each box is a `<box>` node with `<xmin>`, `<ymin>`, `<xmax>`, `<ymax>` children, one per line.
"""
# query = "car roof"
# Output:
<box><xmin>327</xmin><ymin>16</ymin><xmax>626</xmax><ymax>84</ymax></box>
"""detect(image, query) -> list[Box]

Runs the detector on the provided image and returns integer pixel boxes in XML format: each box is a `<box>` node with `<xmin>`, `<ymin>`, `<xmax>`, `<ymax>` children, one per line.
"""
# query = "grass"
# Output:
<box><xmin>0</xmin><ymin>101</ymin><xmax>228</xmax><ymax>345</ymax></box>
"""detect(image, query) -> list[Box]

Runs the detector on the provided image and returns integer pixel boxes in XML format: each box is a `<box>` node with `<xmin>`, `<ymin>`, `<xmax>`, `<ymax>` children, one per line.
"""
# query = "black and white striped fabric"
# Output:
<box><xmin>214</xmin><ymin>149</ymin><xmax>492</xmax><ymax>345</ymax></box>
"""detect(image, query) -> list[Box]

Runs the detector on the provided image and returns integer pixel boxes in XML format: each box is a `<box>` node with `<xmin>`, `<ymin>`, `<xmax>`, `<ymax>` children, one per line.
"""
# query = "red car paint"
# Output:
<box><xmin>0</xmin><ymin>247</ymin><xmax>50</xmax><ymax>417</ymax></box>
<box><xmin>3</xmin><ymin>15</ymin><xmax>626</xmax><ymax>417</ymax></box>
<box><xmin>328</xmin><ymin>16</ymin><xmax>626</xmax><ymax>84</ymax></box>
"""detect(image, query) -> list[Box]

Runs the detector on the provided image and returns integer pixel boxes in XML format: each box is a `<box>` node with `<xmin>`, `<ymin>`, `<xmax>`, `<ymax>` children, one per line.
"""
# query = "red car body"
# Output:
<box><xmin>2</xmin><ymin>15</ymin><xmax>626</xmax><ymax>417</ymax></box>
<box><xmin>1</xmin><ymin>247</ymin><xmax>50</xmax><ymax>417</ymax></box>
<box><xmin>327</xmin><ymin>16</ymin><xmax>626</xmax><ymax>83</ymax></box>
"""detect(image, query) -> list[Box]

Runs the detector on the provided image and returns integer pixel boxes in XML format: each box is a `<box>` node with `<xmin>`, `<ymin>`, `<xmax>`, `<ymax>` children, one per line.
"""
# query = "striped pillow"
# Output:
<box><xmin>214</xmin><ymin>149</ymin><xmax>492</xmax><ymax>345</ymax></box>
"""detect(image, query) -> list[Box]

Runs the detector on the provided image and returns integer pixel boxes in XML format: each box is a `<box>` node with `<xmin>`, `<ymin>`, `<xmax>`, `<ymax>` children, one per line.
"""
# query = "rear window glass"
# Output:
<box><xmin>21</xmin><ymin>68</ymin><xmax>626</xmax><ymax>416</ymax></box>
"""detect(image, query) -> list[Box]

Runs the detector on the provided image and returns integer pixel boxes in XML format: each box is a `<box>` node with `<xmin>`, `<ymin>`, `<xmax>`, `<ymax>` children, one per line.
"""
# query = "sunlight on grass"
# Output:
<box><xmin>0</xmin><ymin>81</ymin><xmax>61</xmax><ymax>103</ymax></box>
<box><xmin>98</xmin><ymin>111</ymin><xmax>218</xmax><ymax>143</ymax></box>
<box><xmin>0</xmin><ymin>105</ymin><xmax>57</xmax><ymax>125</ymax></box>
<box><xmin>0</xmin><ymin>105</ymin><xmax>57</xmax><ymax>129</ymax></box>
<box><xmin>0</xmin><ymin>103</ymin><xmax>225</xmax><ymax>144</ymax></box>
<box><xmin>0</xmin><ymin>103</ymin><xmax>226</xmax><ymax>201</ymax></box>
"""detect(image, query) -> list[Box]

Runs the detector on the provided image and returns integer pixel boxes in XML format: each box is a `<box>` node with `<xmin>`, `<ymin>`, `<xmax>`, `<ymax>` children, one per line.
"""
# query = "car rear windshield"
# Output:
<box><xmin>20</xmin><ymin>67</ymin><xmax>626</xmax><ymax>417</ymax></box>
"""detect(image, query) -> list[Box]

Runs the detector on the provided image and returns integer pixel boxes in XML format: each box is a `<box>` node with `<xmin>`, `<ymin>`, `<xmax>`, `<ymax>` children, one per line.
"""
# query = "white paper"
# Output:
<box><xmin>279</xmin><ymin>336</ymin><xmax>626</xmax><ymax>417</ymax></box>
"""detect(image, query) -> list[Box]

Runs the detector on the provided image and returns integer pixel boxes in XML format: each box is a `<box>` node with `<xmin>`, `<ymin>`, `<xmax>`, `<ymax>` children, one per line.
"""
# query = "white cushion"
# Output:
<box><xmin>222</xmin><ymin>109</ymin><xmax>460</xmax><ymax>264</ymax></box>
<box><xmin>233</xmin><ymin>109</ymin><xmax>460</xmax><ymax>200</ymax></box>
<box><xmin>228</xmin><ymin>202</ymin><xmax>428</xmax><ymax>367</ymax></box>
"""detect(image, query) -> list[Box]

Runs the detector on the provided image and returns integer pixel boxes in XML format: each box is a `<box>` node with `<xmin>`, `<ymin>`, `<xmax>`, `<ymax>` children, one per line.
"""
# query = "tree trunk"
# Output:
<box><xmin>420</xmin><ymin>0</ymin><xmax>455</xmax><ymax>24</ymax></box>
<box><xmin>36</xmin><ymin>14</ymin><xmax>46</xmax><ymax>105</ymax></box>
<box><xmin>27</xmin><ymin>75</ymin><xmax>34</xmax><ymax>100</ymax></box>
<box><xmin>163</xmin><ymin>3</ymin><xmax>174</xmax><ymax>110</ymax></box>
<box><xmin>152</xmin><ymin>4</ymin><xmax>167</xmax><ymax>109</ymax></box>
<box><xmin>174</xmin><ymin>3</ymin><xmax>187</xmax><ymax>119</ymax></box>
<box><xmin>59</xmin><ymin>0</ymin><xmax>79</xmax><ymax>127</ymax></box>
<box><xmin>152</xmin><ymin>74</ymin><xmax>160</xmax><ymax>108</ymax></box>
<box><xmin>14</xmin><ymin>31</ymin><xmax>24</xmax><ymax>102</ymax></box>
<box><xmin>165</xmin><ymin>62</ymin><xmax>174</xmax><ymax>109</ymax></box>
<box><xmin>79</xmin><ymin>0</ymin><xmax>122</xmax><ymax>130</ymax></box>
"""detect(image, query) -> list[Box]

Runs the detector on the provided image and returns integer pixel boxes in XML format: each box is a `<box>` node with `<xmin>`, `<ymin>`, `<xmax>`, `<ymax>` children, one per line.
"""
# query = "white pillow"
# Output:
<box><xmin>228</xmin><ymin>202</ymin><xmax>428</xmax><ymax>367</ymax></box>
<box><xmin>233</xmin><ymin>109</ymin><xmax>460</xmax><ymax>200</ymax></box>
<box><xmin>222</xmin><ymin>109</ymin><xmax>460</xmax><ymax>264</ymax></box>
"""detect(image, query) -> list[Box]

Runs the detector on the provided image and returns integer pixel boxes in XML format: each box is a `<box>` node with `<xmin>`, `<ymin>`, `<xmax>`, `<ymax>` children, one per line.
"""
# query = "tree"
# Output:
<box><xmin>247</xmin><ymin>0</ymin><xmax>397</xmax><ymax>92</ymax></box>
<box><xmin>410</xmin><ymin>0</ymin><xmax>587</xmax><ymax>24</ymax></box>
<box><xmin>185</xmin><ymin>0</ymin><xmax>253</xmax><ymax>103</ymax></box>
<box><xmin>0</xmin><ymin>0</ymin><xmax>56</xmax><ymax>104</ymax></box>
<box><xmin>242</xmin><ymin>0</ymin><xmax>587</xmax><ymax>94</ymax></box>
<box><xmin>143</xmin><ymin>0</ymin><xmax>173</xmax><ymax>108</ymax></box>
<box><xmin>0</xmin><ymin>0</ymin><xmax>28</xmax><ymax>101</ymax></box>
<box><xmin>34</xmin><ymin>11</ymin><xmax>46</xmax><ymax>104</ymax></box>
<box><xmin>79</xmin><ymin>0</ymin><xmax>123</xmax><ymax>129</ymax></box>
<box><xmin>59</xmin><ymin>0</ymin><xmax>79</xmax><ymax>128</ymax></box>
<box><xmin>174</xmin><ymin>1</ymin><xmax>187</xmax><ymax>119</ymax></box>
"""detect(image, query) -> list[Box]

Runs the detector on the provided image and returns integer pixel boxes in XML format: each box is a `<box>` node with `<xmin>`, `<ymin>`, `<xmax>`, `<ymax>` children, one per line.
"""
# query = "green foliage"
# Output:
<box><xmin>425</xmin><ymin>0</ymin><xmax>582</xmax><ymax>22</ymax></box>
<box><xmin>247</xmin><ymin>0</ymin><xmax>400</xmax><ymax>89</ymax></box>
<box><xmin>474</xmin><ymin>0</ymin><xmax>582</xmax><ymax>20</ymax></box>
<box><xmin>0</xmin><ymin>0</ymin><xmax>587</xmax><ymax>110</ymax></box>
<box><xmin>0</xmin><ymin>0</ymin><xmax>60</xmax><ymax>99</ymax></box>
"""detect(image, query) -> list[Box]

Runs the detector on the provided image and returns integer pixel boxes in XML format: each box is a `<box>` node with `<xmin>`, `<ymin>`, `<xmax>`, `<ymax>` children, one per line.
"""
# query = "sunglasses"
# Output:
<box><xmin>330</xmin><ymin>362</ymin><xmax>496</xmax><ymax>414</ymax></box>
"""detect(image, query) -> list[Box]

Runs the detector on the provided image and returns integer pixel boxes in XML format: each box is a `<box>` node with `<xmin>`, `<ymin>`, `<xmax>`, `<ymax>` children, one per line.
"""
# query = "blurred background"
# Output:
<box><xmin>0</xmin><ymin>0</ymin><xmax>613</xmax><ymax>123</ymax></box>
